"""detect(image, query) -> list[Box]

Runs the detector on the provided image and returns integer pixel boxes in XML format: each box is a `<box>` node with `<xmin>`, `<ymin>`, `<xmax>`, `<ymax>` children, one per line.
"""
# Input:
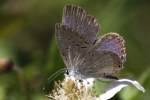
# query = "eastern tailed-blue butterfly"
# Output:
<box><xmin>44</xmin><ymin>5</ymin><xmax>146</xmax><ymax>99</ymax></box>
<box><xmin>55</xmin><ymin>4</ymin><xmax>126</xmax><ymax>80</ymax></box>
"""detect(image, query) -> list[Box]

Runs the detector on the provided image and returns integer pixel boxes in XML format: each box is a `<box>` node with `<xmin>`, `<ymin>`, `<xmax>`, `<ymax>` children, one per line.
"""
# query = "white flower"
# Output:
<box><xmin>97</xmin><ymin>78</ymin><xmax>145</xmax><ymax>100</ymax></box>
<box><xmin>47</xmin><ymin>75</ymin><xmax>145</xmax><ymax>100</ymax></box>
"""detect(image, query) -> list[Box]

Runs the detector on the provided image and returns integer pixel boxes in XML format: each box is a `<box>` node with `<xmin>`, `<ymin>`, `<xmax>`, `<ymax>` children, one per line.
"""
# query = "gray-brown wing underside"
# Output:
<box><xmin>55</xmin><ymin>5</ymin><xmax>100</xmax><ymax>68</ymax></box>
<box><xmin>55</xmin><ymin>24</ymin><xmax>122</xmax><ymax>78</ymax></box>
<box><xmin>55</xmin><ymin>5</ymin><xmax>124</xmax><ymax>78</ymax></box>
<box><xmin>78</xmin><ymin>33</ymin><xmax>125</xmax><ymax>78</ymax></box>
<box><xmin>62</xmin><ymin>5</ymin><xmax>99</xmax><ymax>44</ymax></box>
<box><xmin>78</xmin><ymin>48</ymin><xmax>122</xmax><ymax>78</ymax></box>
<box><xmin>55</xmin><ymin>23</ymin><xmax>92</xmax><ymax>68</ymax></box>
<box><xmin>96</xmin><ymin>33</ymin><xmax>126</xmax><ymax>64</ymax></box>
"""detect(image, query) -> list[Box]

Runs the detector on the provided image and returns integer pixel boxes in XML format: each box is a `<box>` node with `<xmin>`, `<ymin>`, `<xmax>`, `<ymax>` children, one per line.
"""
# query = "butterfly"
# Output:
<box><xmin>55</xmin><ymin>5</ymin><xmax>126</xmax><ymax>80</ymax></box>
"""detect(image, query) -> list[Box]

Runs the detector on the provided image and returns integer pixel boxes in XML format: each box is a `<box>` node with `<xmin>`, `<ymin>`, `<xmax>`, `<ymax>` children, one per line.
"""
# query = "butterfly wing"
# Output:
<box><xmin>62</xmin><ymin>5</ymin><xmax>99</xmax><ymax>44</ymax></box>
<box><xmin>78</xmin><ymin>49</ymin><xmax>122</xmax><ymax>78</ymax></box>
<box><xmin>96</xmin><ymin>33</ymin><xmax>126</xmax><ymax>63</ymax></box>
<box><xmin>55</xmin><ymin>5</ymin><xmax>100</xmax><ymax>68</ymax></box>
<box><xmin>55</xmin><ymin>5</ymin><xmax>126</xmax><ymax>79</ymax></box>
<box><xmin>78</xmin><ymin>33</ymin><xmax>126</xmax><ymax>78</ymax></box>
<box><xmin>55</xmin><ymin>24</ymin><xmax>90</xmax><ymax>68</ymax></box>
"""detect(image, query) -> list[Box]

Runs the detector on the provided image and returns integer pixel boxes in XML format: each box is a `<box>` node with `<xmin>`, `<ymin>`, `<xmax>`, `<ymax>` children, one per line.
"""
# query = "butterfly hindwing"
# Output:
<box><xmin>78</xmin><ymin>49</ymin><xmax>122</xmax><ymax>78</ymax></box>
<box><xmin>78</xmin><ymin>33</ymin><xmax>126</xmax><ymax>78</ymax></box>
<box><xmin>96</xmin><ymin>33</ymin><xmax>126</xmax><ymax>63</ymax></box>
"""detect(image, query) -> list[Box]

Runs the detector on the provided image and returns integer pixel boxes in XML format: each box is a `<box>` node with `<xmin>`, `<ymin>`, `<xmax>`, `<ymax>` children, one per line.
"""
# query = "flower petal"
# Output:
<box><xmin>117</xmin><ymin>79</ymin><xmax>145</xmax><ymax>92</ymax></box>
<box><xmin>97</xmin><ymin>78</ymin><xmax>145</xmax><ymax>100</ymax></box>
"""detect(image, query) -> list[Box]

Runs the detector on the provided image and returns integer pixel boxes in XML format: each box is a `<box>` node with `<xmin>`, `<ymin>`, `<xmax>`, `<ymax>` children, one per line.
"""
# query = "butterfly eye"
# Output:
<box><xmin>118</xmin><ymin>64</ymin><xmax>123</xmax><ymax>68</ymax></box>
<box><xmin>66</xmin><ymin>69</ymin><xmax>69</xmax><ymax>75</ymax></box>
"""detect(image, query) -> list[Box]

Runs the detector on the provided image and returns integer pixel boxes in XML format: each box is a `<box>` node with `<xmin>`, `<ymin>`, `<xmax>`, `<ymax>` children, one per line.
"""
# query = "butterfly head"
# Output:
<box><xmin>65</xmin><ymin>67</ymin><xmax>84</xmax><ymax>80</ymax></box>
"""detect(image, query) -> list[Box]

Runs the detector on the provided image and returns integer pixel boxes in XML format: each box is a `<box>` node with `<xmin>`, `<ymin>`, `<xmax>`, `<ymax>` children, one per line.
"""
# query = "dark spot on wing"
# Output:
<box><xmin>118</xmin><ymin>65</ymin><xmax>121</xmax><ymax>68</ymax></box>
<box><xmin>75</xmin><ymin>44</ymin><xmax>80</xmax><ymax>46</ymax></box>
<box><xmin>81</xmin><ymin>46</ymin><xmax>87</xmax><ymax>48</ymax></box>
<box><xmin>84</xmin><ymin>41</ymin><xmax>89</xmax><ymax>45</ymax></box>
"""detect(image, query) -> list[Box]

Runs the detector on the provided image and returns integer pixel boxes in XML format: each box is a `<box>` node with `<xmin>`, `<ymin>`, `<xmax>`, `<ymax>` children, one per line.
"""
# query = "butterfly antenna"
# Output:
<box><xmin>47</xmin><ymin>68</ymin><xmax>66</xmax><ymax>81</ymax></box>
<box><xmin>43</xmin><ymin>68</ymin><xmax>67</xmax><ymax>93</ymax></box>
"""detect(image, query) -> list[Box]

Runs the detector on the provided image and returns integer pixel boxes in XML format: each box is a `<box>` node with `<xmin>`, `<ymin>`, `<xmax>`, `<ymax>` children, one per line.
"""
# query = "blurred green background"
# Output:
<box><xmin>0</xmin><ymin>0</ymin><xmax>149</xmax><ymax>100</ymax></box>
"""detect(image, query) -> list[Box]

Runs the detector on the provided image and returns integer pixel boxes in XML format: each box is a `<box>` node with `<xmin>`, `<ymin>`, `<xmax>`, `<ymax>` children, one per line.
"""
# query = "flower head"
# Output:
<box><xmin>47</xmin><ymin>75</ymin><xmax>145</xmax><ymax>100</ymax></box>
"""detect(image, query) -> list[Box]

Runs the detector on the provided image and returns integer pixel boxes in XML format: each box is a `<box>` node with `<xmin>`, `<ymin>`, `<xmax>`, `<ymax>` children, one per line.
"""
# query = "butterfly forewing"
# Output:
<box><xmin>55</xmin><ymin>5</ymin><xmax>100</xmax><ymax>68</ymax></box>
<box><xmin>55</xmin><ymin>23</ymin><xmax>91</xmax><ymax>68</ymax></box>
<box><xmin>62</xmin><ymin>5</ymin><xmax>99</xmax><ymax>44</ymax></box>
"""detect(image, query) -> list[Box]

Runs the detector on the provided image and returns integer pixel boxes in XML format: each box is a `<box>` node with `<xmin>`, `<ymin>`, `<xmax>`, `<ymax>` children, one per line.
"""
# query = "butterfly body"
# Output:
<box><xmin>55</xmin><ymin>5</ymin><xmax>126</xmax><ymax>80</ymax></box>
